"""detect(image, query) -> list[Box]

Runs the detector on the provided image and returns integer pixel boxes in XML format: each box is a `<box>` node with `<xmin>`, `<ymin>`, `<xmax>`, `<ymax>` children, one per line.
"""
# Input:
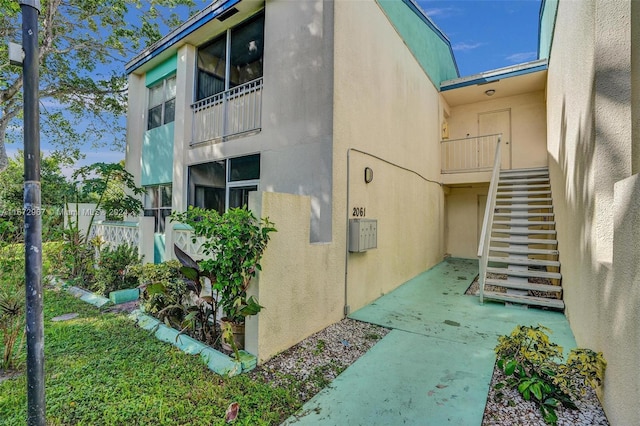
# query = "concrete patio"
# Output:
<box><xmin>283</xmin><ymin>258</ymin><xmax>576</xmax><ymax>425</ymax></box>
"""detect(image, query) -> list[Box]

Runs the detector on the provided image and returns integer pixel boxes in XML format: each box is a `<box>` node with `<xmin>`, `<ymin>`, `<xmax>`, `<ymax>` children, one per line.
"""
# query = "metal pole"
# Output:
<box><xmin>20</xmin><ymin>1</ymin><xmax>45</xmax><ymax>425</ymax></box>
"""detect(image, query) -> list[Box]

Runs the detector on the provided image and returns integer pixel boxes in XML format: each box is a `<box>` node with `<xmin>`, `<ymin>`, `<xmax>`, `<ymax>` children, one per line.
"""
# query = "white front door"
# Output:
<box><xmin>478</xmin><ymin>109</ymin><xmax>511</xmax><ymax>170</ymax></box>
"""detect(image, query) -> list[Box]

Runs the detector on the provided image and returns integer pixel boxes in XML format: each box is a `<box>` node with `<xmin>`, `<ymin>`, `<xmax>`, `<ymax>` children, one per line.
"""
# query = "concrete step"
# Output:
<box><xmin>492</xmin><ymin>229</ymin><xmax>557</xmax><ymax>236</ymax></box>
<box><xmin>488</xmin><ymin>256</ymin><xmax>561</xmax><ymax>268</ymax></box>
<box><xmin>493</xmin><ymin>212</ymin><xmax>555</xmax><ymax>218</ymax></box>
<box><xmin>496</xmin><ymin>190</ymin><xmax>552</xmax><ymax>197</ymax></box>
<box><xmin>498</xmin><ymin>177</ymin><xmax>550</xmax><ymax>185</ymax></box>
<box><xmin>486</xmin><ymin>266</ymin><xmax>562</xmax><ymax>280</ymax></box>
<box><xmin>500</xmin><ymin>169</ymin><xmax>549</xmax><ymax>178</ymax></box>
<box><xmin>491</xmin><ymin>237</ymin><xmax>557</xmax><ymax>245</ymax></box>
<box><xmin>496</xmin><ymin>197</ymin><xmax>553</xmax><ymax>204</ymax></box>
<box><xmin>489</xmin><ymin>246</ymin><xmax>559</xmax><ymax>256</ymax></box>
<box><xmin>496</xmin><ymin>184</ymin><xmax>551</xmax><ymax>191</ymax></box>
<box><xmin>495</xmin><ymin>204</ymin><xmax>553</xmax><ymax>210</ymax></box>
<box><xmin>483</xmin><ymin>291</ymin><xmax>565</xmax><ymax>309</ymax></box>
<box><xmin>493</xmin><ymin>220</ymin><xmax>556</xmax><ymax>226</ymax></box>
<box><xmin>484</xmin><ymin>278</ymin><xmax>562</xmax><ymax>293</ymax></box>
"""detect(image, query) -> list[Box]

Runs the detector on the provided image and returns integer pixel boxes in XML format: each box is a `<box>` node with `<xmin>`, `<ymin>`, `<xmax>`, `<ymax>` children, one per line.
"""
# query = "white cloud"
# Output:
<box><xmin>452</xmin><ymin>42</ymin><xmax>484</xmax><ymax>52</ymax></box>
<box><xmin>505</xmin><ymin>51</ymin><xmax>537</xmax><ymax>63</ymax></box>
<box><xmin>424</xmin><ymin>7</ymin><xmax>458</xmax><ymax>18</ymax></box>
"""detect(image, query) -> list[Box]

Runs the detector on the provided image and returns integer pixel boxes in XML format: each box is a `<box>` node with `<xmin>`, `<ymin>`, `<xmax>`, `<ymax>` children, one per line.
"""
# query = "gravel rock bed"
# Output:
<box><xmin>483</xmin><ymin>368</ymin><xmax>609</xmax><ymax>425</ymax></box>
<box><xmin>250</xmin><ymin>318</ymin><xmax>390</xmax><ymax>401</ymax></box>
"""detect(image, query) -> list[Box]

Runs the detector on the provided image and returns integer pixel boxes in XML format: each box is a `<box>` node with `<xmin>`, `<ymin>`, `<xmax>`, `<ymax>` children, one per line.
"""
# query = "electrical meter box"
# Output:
<box><xmin>348</xmin><ymin>219</ymin><xmax>377</xmax><ymax>252</ymax></box>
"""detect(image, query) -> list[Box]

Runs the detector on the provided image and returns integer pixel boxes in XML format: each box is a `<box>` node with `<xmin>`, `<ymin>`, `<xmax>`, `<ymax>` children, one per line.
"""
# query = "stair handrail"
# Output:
<box><xmin>477</xmin><ymin>135</ymin><xmax>502</xmax><ymax>304</ymax></box>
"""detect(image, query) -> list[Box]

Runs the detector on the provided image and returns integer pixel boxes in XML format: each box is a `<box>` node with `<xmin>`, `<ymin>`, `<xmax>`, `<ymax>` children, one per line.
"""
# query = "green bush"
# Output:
<box><xmin>494</xmin><ymin>325</ymin><xmax>606</xmax><ymax>425</ymax></box>
<box><xmin>133</xmin><ymin>261</ymin><xmax>187</xmax><ymax>325</ymax></box>
<box><xmin>91</xmin><ymin>244</ymin><xmax>140</xmax><ymax>296</ymax></box>
<box><xmin>0</xmin><ymin>245</ymin><xmax>25</xmax><ymax>371</ymax></box>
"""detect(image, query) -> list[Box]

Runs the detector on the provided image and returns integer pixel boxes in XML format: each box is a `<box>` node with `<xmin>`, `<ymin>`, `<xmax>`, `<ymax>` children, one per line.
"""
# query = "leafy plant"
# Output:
<box><xmin>135</xmin><ymin>260</ymin><xmax>188</xmax><ymax>327</ymax></box>
<box><xmin>0</xmin><ymin>243</ymin><xmax>25</xmax><ymax>371</ymax></box>
<box><xmin>171</xmin><ymin>206</ymin><xmax>276</xmax><ymax>324</ymax></box>
<box><xmin>494</xmin><ymin>325</ymin><xmax>606</xmax><ymax>425</ymax></box>
<box><xmin>91</xmin><ymin>243</ymin><xmax>141</xmax><ymax>296</ymax></box>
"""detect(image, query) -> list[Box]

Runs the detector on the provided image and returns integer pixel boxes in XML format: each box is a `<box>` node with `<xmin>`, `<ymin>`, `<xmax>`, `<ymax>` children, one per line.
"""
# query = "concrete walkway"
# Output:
<box><xmin>283</xmin><ymin>258</ymin><xmax>576</xmax><ymax>426</ymax></box>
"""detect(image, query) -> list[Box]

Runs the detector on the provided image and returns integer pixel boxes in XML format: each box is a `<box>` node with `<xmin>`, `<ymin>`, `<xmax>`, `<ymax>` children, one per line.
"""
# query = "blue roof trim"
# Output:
<box><xmin>440</xmin><ymin>63</ymin><xmax>548</xmax><ymax>91</ymax></box>
<box><xmin>400</xmin><ymin>0</ymin><xmax>460</xmax><ymax>76</ymax></box>
<box><xmin>126</xmin><ymin>0</ymin><xmax>242</xmax><ymax>74</ymax></box>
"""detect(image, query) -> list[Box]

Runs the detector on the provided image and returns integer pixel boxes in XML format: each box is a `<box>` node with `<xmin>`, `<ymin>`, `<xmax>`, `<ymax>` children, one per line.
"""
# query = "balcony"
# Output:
<box><xmin>191</xmin><ymin>77</ymin><xmax>263</xmax><ymax>145</ymax></box>
<box><xmin>441</xmin><ymin>134</ymin><xmax>502</xmax><ymax>184</ymax></box>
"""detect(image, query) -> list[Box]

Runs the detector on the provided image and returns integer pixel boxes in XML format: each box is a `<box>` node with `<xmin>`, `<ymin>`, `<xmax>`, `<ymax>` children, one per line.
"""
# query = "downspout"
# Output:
<box><xmin>343</xmin><ymin>148</ymin><xmax>352</xmax><ymax>317</ymax></box>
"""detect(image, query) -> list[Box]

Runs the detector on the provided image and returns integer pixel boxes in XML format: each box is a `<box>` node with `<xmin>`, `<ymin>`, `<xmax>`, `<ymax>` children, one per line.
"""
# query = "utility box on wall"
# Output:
<box><xmin>349</xmin><ymin>219</ymin><xmax>377</xmax><ymax>252</ymax></box>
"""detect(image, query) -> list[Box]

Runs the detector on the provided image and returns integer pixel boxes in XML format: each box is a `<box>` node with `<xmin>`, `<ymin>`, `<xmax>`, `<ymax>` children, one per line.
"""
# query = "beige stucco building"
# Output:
<box><xmin>120</xmin><ymin>0</ymin><xmax>640</xmax><ymax>423</ymax></box>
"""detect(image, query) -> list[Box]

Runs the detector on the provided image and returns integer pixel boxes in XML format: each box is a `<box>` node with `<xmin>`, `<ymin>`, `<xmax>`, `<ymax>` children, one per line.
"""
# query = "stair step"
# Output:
<box><xmin>483</xmin><ymin>291</ymin><xmax>565</xmax><ymax>309</ymax></box>
<box><xmin>496</xmin><ymin>197</ymin><xmax>553</xmax><ymax>204</ymax></box>
<box><xmin>488</xmin><ymin>256</ymin><xmax>561</xmax><ymax>267</ymax></box>
<box><xmin>497</xmin><ymin>184</ymin><xmax>551</xmax><ymax>191</ymax></box>
<box><xmin>500</xmin><ymin>168</ymin><xmax>549</xmax><ymax>177</ymax></box>
<box><xmin>489</xmin><ymin>246</ymin><xmax>559</xmax><ymax>256</ymax></box>
<box><xmin>497</xmin><ymin>190</ymin><xmax>552</xmax><ymax>197</ymax></box>
<box><xmin>493</xmin><ymin>220</ymin><xmax>556</xmax><ymax>226</ymax></box>
<box><xmin>486</xmin><ymin>267</ymin><xmax>562</xmax><ymax>280</ymax></box>
<box><xmin>493</xmin><ymin>212</ymin><xmax>555</xmax><ymax>218</ymax></box>
<box><xmin>495</xmin><ymin>204</ymin><xmax>553</xmax><ymax>210</ymax></box>
<box><xmin>492</xmin><ymin>229</ymin><xmax>556</xmax><ymax>236</ymax></box>
<box><xmin>484</xmin><ymin>278</ymin><xmax>562</xmax><ymax>293</ymax></box>
<box><xmin>498</xmin><ymin>177</ymin><xmax>550</xmax><ymax>185</ymax></box>
<box><xmin>491</xmin><ymin>237</ymin><xmax>557</xmax><ymax>245</ymax></box>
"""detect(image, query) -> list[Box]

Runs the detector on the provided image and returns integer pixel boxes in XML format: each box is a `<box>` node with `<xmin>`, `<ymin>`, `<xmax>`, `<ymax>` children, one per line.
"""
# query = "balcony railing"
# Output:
<box><xmin>441</xmin><ymin>133</ymin><xmax>501</xmax><ymax>173</ymax></box>
<box><xmin>191</xmin><ymin>77</ymin><xmax>263</xmax><ymax>145</ymax></box>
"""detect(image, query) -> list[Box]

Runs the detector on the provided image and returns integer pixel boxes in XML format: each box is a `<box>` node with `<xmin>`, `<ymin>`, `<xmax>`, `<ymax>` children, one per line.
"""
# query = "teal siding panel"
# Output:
<box><xmin>154</xmin><ymin>233</ymin><xmax>166</xmax><ymax>264</ymax></box>
<box><xmin>145</xmin><ymin>54</ymin><xmax>178</xmax><ymax>87</ymax></box>
<box><xmin>141</xmin><ymin>122</ymin><xmax>174</xmax><ymax>186</ymax></box>
<box><xmin>376</xmin><ymin>0</ymin><xmax>459</xmax><ymax>86</ymax></box>
<box><xmin>538</xmin><ymin>0</ymin><xmax>559</xmax><ymax>60</ymax></box>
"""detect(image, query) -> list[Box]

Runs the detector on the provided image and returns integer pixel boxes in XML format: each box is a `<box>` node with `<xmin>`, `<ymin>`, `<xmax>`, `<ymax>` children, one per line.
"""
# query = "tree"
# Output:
<box><xmin>0</xmin><ymin>0</ymin><xmax>199</xmax><ymax>172</ymax></box>
<box><xmin>72</xmin><ymin>161</ymin><xmax>145</xmax><ymax>237</ymax></box>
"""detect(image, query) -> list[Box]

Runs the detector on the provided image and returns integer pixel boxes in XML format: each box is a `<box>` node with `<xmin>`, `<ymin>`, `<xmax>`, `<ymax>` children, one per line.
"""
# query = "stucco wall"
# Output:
<box><xmin>546</xmin><ymin>0</ymin><xmax>638</xmax><ymax>424</ymax></box>
<box><xmin>333</xmin><ymin>0</ymin><xmax>446</xmax><ymax>312</ymax></box>
<box><xmin>447</xmin><ymin>91</ymin><xmax>548</xmax><ymax>170</ymax></box>
<box><xmin>245</xmin><ymin>192</ymin><xmax>343</xmax><ymax>362</ymax></box>
<box><xmin>445</xmin><ymin>185</ymin><xmax>488</xmax><ymax>259</ymax></box>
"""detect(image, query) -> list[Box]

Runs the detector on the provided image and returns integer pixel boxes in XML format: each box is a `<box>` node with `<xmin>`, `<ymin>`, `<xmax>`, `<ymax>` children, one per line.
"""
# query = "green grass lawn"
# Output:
<box><xmin>0</xmin><ymin>289</ymin><xmax>301</xmax><ymax>425</ymax></box>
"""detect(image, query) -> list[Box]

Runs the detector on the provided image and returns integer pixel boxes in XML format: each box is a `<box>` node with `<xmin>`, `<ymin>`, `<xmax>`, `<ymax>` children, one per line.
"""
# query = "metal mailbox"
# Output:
<box><xmin>348</xmin><ymin>219</ymin><xmax>377</xmax><ymax>252</ymax></box>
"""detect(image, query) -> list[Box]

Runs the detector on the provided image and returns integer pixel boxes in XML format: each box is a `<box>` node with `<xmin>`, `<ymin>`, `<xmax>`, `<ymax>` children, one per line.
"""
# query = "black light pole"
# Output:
<box><xmin>20</xmin><ymin>0</ymin><xmax>45</xmax><ymax>424</ymax></box>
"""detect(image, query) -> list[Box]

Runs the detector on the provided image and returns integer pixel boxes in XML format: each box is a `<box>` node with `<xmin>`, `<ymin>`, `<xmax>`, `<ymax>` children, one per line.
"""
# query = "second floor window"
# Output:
<box><xmin>196</xmin><ymin>11</ymin><xmax>264</xmax><ymax>101</ymax></box>
<box><xmin>148</xmin><ymin>76</ymin><xmax>176</xmax><ymax>130</ymax></box>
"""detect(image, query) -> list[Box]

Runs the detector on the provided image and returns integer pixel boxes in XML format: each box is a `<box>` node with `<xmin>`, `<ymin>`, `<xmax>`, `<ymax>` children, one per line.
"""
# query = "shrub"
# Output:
<box><xmin>494</xmin><ymin>324</ymin><xmax>606</xmax><ymax>425</ymax></box>
<box><xmin>91</xmin><ymin>244</ymin><xmax>140</xmax><ymax>296</ymax></box>
<box><xmin>0</xmin><ymin>244</ymin><xmax>25</xmax><ymax>371</ymax></box>
<box><xmin>133</xmin><ymin>261</ymin><xmax>187</xmax><ymax>325</ymax></box>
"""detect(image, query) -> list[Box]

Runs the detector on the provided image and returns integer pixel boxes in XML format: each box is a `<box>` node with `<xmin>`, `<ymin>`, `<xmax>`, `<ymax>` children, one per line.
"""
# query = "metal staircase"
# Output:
<box><xmin>480</xmin><ymin>167</ymin><xmax>564</xmax><ymax>310</ymax></box>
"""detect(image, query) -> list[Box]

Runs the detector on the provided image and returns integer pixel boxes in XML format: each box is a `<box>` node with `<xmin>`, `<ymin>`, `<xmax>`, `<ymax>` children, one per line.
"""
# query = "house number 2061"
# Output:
<box><xmin>352</xmin><ymin>207</ymin><xmax>366</xmax><ymax>217</ymax></box>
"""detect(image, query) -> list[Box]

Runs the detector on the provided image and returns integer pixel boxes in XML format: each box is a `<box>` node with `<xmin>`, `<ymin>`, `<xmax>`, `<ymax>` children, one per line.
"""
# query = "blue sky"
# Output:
<box><xmin>417</xmin><ymin>0</ymin><xmax>542</xmax><ymax>76</ymax></box>
<box><xmin>8</xmin><ymin>0</ymin><xmax>543</xmax><ymax>173</ymax></box>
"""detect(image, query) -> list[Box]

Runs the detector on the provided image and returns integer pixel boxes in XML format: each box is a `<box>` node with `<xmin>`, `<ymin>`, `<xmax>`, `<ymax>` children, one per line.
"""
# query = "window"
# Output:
<box><xmin>196</xmin><ymin>12</ymin><xmax>264</xmax><ymax>101</ymax></box>
<box><xmin>144</xmin><ymin>184</ymin><xmax>172</xmax><ymax>233</ymax></box>
<box><xmin>188</xmin><ymin>154</ymin><xmax>260</xmax><ymax>213</ymax></box>
<box><xmin>147</xmin><ymin>76</ymin><xmax>176</xmax><ymax>130</ymax></box>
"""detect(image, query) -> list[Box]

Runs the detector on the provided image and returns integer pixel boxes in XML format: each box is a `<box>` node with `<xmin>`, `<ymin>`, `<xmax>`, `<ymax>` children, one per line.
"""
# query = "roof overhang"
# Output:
<box><xmin>439</xmin><ymin>59</ymin><xmax>547</xmax><ymax>107</ymax></box>
<box><xmin>126</xmin><ymin>0</ymin><xmax>263</xmax><ymax>75</ymax></box>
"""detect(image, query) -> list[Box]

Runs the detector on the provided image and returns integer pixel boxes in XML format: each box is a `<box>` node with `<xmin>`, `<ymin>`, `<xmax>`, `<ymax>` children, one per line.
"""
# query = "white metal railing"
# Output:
<box><xmin>477</xmin><ymin>136</ymin><xmax>502</xmax><ymax>304</ymax></box>
<box><xmin>191</xmin><ymin>77</ymin><xmax>263</xmax><ymax>144</ymax></box>
<box><xmin>441</xmin><ymin>133</ymin><xmax>501</xmax><ymax>173</ymax></box>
